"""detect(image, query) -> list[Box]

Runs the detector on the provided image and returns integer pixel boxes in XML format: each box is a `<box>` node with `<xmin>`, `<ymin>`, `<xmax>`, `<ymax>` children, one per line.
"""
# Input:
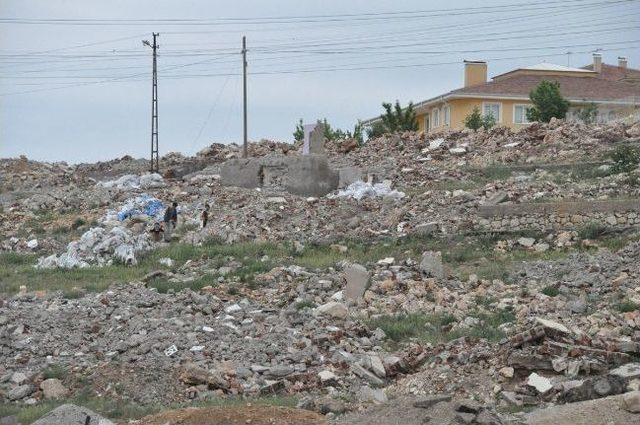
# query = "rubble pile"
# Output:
<box><xmin>2</xmin><ymin>121</ymin><xmax>640</xmax><ymax>422</ymax></box>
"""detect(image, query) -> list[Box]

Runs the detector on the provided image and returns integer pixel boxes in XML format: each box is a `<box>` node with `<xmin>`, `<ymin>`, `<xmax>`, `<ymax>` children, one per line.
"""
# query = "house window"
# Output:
<box><xmin>423</xmin><ymin>115</ymin><xmax>430</xmax><ymax>131</ymax></box>
<box><xmin>443</xmin><ymin>106</ymin><xmax>451</xmax><ymax>126</ymax></box>
<box><xmin>483</xmin><ymin>102</ymin><xmax>501</xmax><ymax>122</ymax></box>
<box><xmin>432</xmin><ymin>109</ymin><xmax>440</xmax><ymax>127</ymax></box>
<box><xmin>514</xmin><ymin>104</ymin><xmax>532</xmax><ymax>124</ymax></box>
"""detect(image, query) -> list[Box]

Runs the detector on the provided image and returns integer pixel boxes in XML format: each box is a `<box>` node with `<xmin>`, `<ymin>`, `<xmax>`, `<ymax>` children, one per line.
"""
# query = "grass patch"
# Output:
<box><xmin>294</xmin><ymin>300</ymin><xmax>316</xmax><ymax>310</ymax></box>
<box><xmin>42</xmin><ymin>364</ymin><xmax>68</xmax><ymax>380</ymax></box>
<box><xmin>368</xmin><ymin>310</ymin><xmax>514</xmax><ymax>345</ymax></box>
<box><xmin>541</xmin><ymin>285</ymin><xmax>560</xmax><ymax>297</ymax></box>
<box><xmin>0</xmin><ymin>395</ymin><xmax>298</xmax><ymax>424</ymax></box>
<box><xmin>577</xmin><ymin>222</ymin><xmax>610</xmax><ymax>240</ymax></box>
<box><xmin>617</xmin><ymin>299</ymin><xmax>640</xmax><ymax>313</ymax></box>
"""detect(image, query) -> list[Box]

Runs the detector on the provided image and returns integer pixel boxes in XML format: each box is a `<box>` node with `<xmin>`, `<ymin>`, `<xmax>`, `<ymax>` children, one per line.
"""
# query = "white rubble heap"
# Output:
<box><xmin>330</xmin><ymin>180</ymin><xmax>405</xmax><ymax>201</ymax></box>
<box><xmin>36</xmin><ymin>226</ymin><xmax>152</xmax><ymax>269</ymax></box>
<box><xmin>96</xmin><ymin>173</ymin><xmax>165</xmax><ymax>190</ymax></box>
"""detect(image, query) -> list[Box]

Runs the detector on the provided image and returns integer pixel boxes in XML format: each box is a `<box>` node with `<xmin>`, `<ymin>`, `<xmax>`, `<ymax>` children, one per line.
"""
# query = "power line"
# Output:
<box><xmin>0</xmin><ymin>0</ymin><xmax>633</xmax><ymax>26</ymax></box>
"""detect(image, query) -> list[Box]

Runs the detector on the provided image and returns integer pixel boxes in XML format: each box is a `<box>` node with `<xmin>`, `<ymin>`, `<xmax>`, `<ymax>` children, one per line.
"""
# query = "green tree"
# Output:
<box><xmin>464</xmin><ymin>106</ymin><xmax>483</xmax><ymax>131</ymax></box>
<box><xmin>293</xmin><ymin>119</ymin><xmax>304</xmax><ymax>142</ymax></box>
<box><xmin>366</xmin><ymin>121</ymin><xmax>387</xmax><ymax>139</ymax></box>
<box><xmin>380</xmin><ymin>100</ymin><xmax>418</xmax><ymax>132</ymax></box>
<box><xmin>482</xmin><ymin>112</ymin><xmax>496</xmax><ymax>130</ymax></box>
<box><xmin>577</xmin><ymin>103</ymin><xmax>598</xmax><ymax>124</ymax></box>
<box><xmin>526</xmin><ymin>80</ymin><xmax>570</xmax><ymax>123</ymax></box>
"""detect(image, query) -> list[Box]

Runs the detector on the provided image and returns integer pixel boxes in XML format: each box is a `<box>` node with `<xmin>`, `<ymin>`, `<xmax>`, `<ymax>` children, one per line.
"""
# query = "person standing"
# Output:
<box><xmin>201</xmin><ymin>203</ymin><xmax>210</xmax><ymax>228</ymax></box>
<box><xmin>163</xmin><ymin>201</ymin><xmax>178</xmax><ymax>242</ymax></box>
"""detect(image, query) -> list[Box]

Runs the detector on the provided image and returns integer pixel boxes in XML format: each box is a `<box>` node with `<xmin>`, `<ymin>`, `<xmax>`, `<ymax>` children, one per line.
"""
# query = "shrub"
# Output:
<box><xmin>526</xmin><ymin>80</ymin><xmax>570</xmax><ymax>122</ymax></box>
<box><xmin>577</xmin><ymin>103</ymin><xmax>598</xmax><ymax>124</ymax></box>
<box><xmin>464</xmin><ymin>106</ymin><xmax>496</xmax><ymax>131</ymax></box>
<box><xmin>293</xmin><ymin>119</ymin><xmax>304</xmax><ymax>142</ymax></box>
<box><xmin>464</xmin><ymin>106</ymin><xmax>483</xmax><ymax>131</ymax></box>
<box><xmin>617</xmin><ymin>299</ymin><xmax>639</xmax><ymax>313</ymax></box>
<box><xmin>578</xmin><ymin>222</ymin><xmax>609</xmax><ymax>240</ymax></box>
<box><xmin>541</xmin><ymin>285</ymin><xmax>560</xmax><ymax>297</ymax></box>
<box><xmin>366</xmin><ymin>121</ymin><xmax>387</xmax><ymax>139</ymax></box>
<box><xmin>610</xmin><ymin>145</ymin><xmax>640</xmax><ymax>174</ymax></box>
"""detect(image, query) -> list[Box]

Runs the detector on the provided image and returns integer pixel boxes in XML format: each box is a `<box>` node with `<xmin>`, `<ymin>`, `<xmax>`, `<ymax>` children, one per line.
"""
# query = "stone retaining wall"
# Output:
<box><xmin>476</xmin><ymin>199</ymin><xmax>640</xmax><ymax>231</ymax></box>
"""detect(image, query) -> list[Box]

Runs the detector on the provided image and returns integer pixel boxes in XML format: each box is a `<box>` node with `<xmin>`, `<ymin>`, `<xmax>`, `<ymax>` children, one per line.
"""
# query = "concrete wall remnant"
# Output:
<box><xmin>220</xmin><ymin>155</ymin><xmax>339</xmax><ymax>197</ymax></box>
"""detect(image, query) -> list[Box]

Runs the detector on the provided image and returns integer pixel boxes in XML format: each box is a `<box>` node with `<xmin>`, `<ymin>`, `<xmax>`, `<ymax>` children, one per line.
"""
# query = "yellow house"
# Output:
<box><xmin>365</xmin><ymin>54</ymin><xmax>640</xmax><ymax>133</ymax></box>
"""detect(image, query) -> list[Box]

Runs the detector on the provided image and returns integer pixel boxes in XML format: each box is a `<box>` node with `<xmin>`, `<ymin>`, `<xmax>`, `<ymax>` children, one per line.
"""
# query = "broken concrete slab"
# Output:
<box><xmin>32</xmin><ymin>404</ymin><xmax>114</xmax><ymax>425</ymax></box>
<box><xmin>344</xmin><ymin>263</ymin><xmax>371</xmax><ymax>302</ymax></box>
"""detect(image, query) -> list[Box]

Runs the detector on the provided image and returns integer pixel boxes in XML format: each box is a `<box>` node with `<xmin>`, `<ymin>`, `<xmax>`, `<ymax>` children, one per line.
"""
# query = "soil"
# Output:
<box><xmin>131</xmin><ymin>405</ymin><xmax>327</xmax><ymax>425</ymax></box>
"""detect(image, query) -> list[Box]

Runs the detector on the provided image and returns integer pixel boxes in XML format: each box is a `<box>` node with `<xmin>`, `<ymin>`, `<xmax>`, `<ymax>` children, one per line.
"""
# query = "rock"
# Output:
<box><xmin>419</xmin><ymin>251</ymin><xmax>444</xmax><ymax>279</ymax></box>
<box><xmin>357</xmin><ymin>386</ymin><xmax>388</xmax><ymax>404</ymax></box>
<box><xmin>266</xmin><ymin>365</ymin><xmax>294</xmax><ymax>378</ymax></box>
<box><xmin>455</xmin><ymin>412</ymin><xmax>477</xmax><ymax>424</ymax></box>
<box><xmin>413</xmin><ymin>394</ymin><xmax>453</xmax><ymax>408</ymax></box>
<box><xmin>318</xmin><ymin>370</ymin><xmax>338</xmax><ymax>384</ymax></box>
<box><xmin>414</xmin><ymin>222</ymin><xmax>439</xmax><ymax>236</ymax></box>
<box><xmin>484</xmin><ymin>191</ymin><xmax>508</xmax><ymax>205</ymax></box>
<box><xmin>527</xmin><ymin>372</ymin><xmax>553</xmax><ymax>394</ymax></box>
<box><xmin>568</xmin><ymin>295</ymin><xmax>588</xmax><ymax>314</ymax></box>
<box><xmin>610</xmin><ymin>363</ymin><xmax>640</xmax><ymax>380</ymax></box>
<box><xmin>455</xmin><ymin>399</ymin><xmax>482</xmax><ymax>414</ymax></box>
<box><xmin>40</xmin><ymin>378</ymin><xmax>69</xmax><ymax>399</ymax></box>
<box><xmin>224</xmin><ymin>303</ymin><xmax>242</xmax><ymax>314</ymax></box>
<box><xmin>535</xmin><ymin>317</ymin><xmax>570</xmax><ymax>335</ymax></box>
<box><xmin>10</xmin><ymin>372</ymin><xmax>27</xmax><ymax>384</ymax></box>
<box><xmin>499</xmin><ymin>367</ymin><xmax>514</xmax><ymax>379</ymax></box>
<box><xmin>622</xmin><ymin>391</ymin><xmax>640</xmax><ymax>413</ymax></box>
<box><xmin>315</xmin><ymin>397</ymin><xmax>346</xmax><ymax>414</ymax></box>
<box><xmin>31</xmin><ymin>403</ymin><xmax>114</xmax><ymax>425</ymax></box>
<box><xmin>7</xmin><ymin>384</ymin><xmax>35</xmax><ymax>401</ymax></box>
<box><xmin>367</xmin><ymin>355</ymin><xmax>387</xmax><ymax>378</ymax></box>
<box><xmin>316</xmin><ymin>302</ymin><xmax>348</xmax><ymax>319</ymax></box>
<box><xmin>344</xmin><ymin>263</ymin><xmax>371</xmax><ymax>301</ymax></box>
<box><xmin>351</xmin><ymin>363</ymin><xmax>385</xmax><ymax>387</ymax></box>
<box><xmin>517</xmin><ymin>237</ymin><xmax>536</xmax><ymax>248</ymax></box>
<box><xmin>449</xmin><ymin>147</ymin><xmax>467</xmax><ymax>155</ymax></box>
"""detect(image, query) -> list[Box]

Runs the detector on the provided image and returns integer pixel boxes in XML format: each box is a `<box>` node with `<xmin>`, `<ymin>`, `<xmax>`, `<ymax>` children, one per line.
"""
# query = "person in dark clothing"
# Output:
<box><xmin>163</xmin><ymin>201</ymin><xmax>178</xmax><ymax>242</ymax></box>
<box><xmin>201</xmin><ymin>203</ymin><xmax>210</xmax><ymax>228</ymax></box>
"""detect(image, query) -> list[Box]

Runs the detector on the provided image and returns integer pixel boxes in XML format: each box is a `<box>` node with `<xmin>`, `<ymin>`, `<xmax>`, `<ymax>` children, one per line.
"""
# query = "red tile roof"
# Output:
<box><xmin>581</xmin><ymin>63</ymin><xmax>640</xmax><ymax>82</ymax></box>
<box><xmin>449</xmin><ymin>73</ymin><xmax>640</xmax><ymax>102</ymax></box>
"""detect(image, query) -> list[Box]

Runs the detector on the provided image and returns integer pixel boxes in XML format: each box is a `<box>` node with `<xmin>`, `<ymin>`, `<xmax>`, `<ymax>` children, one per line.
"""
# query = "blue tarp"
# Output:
<box><xmin>117</xmin><ymin>194</ymin><xmax>165</xmax><ymax>221</ymax></box>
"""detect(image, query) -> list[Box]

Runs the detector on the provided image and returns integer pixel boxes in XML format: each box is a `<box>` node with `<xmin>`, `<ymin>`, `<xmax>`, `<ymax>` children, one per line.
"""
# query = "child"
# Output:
<box><xmin>201</xmin><ymin>203</ymin><xmax>210</xmax><ymax>228</ymax></box>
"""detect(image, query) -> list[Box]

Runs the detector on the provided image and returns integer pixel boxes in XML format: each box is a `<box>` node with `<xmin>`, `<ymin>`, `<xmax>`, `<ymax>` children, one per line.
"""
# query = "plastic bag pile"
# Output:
<box><xmin>329</xmin><ymin>181</ymin><xmax>405</xmax><ymax>201</ymax></box>
<box><xmin>36</xmin><ymin>226</ymin><xmax>152</xmax><ymax>269</ymax></box>
<box><xmin>101</xmin><ymin>194</ymin><xmax>165</xmax><ymax>223</ymax></box>
<box><xmin>96</xmin><ymin>173</ymin><xmax>165</xmax><ymax>190</ymax></box>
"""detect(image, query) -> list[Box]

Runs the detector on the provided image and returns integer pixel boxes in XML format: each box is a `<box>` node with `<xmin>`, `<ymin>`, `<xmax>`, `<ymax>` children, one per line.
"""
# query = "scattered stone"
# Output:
<box><xmin>622</xmin><ymin>391</ymin><xmax>640</xmax><ymax>413</ymax></box>
<box><xmin>413</xmin><ymin>394</ymin><xmax>453</xmax><ymax>408</ymax></box>
<box><xmin>40</xmin><ymin>378</ymin><xmax>69</xmax><ymax>399</ymax></box>
<box><xmin>316</xmin><ymin>301</ymin><xmax>348</xmax><ymax>319</ymax></box>
<box><xmin>527</xmin><ymin>372</ymin><xmax>553</xmax><ymax>394</ymax></box>
<box><xmin>419</xmin><ymin>251</ymin><xmax>444</xmax><ymax>279</ymax></box>
<box><xmin>344</xmin><ymin>263</ymin><xmax>371</xmax><ymax>301</ymax></box>
<box><xmin>31</xmin><ymin>403</ymin><xmax>114</xmax><ymax>425</ymax></box>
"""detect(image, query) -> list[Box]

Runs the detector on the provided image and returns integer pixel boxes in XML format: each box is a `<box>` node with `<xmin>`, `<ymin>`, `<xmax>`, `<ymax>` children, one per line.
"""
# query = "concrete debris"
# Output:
<box><xmin>31</xmin><ymin>404</ymin><xmax>114</xmax><ymax>425</ymax></box>
<box><xmin>4</xmin><ymin>121</ymin><xmax>640</xmax><ymax>422</ymax></box>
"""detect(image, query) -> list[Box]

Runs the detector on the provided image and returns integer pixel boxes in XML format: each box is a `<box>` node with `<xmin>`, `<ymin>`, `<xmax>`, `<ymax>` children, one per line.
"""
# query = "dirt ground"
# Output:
<box><xmin>131</xmin><ymin>405</ymin><xmax>327</xmax><ymax>425</ymax></box>
<box><xmin>525</xmin><ymin>392</ymin><xmax>639</xmax><ymax>425</ymax></box>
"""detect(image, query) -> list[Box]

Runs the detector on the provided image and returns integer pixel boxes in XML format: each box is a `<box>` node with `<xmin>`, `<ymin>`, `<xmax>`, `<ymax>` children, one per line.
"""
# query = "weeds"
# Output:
<box><xmin>617</xmin><ymin>299</ymin><xmax>640</xmax><ymax>313</ymax></box>
<box><xmin>541</xmin><ymin>285</ymin><xmax>560</xmax><ymax>297</ymax></box>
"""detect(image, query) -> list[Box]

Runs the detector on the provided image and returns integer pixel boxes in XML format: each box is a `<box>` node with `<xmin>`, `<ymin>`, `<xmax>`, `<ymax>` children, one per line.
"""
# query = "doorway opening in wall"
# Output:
<box><xmin>424</xmin><ymin>115</ymin><xmax>430</xmax><ymax>132</ymax></box>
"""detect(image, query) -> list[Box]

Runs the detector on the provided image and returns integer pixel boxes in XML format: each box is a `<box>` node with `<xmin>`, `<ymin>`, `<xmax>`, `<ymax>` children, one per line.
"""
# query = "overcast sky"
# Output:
<box><xmin>1</xmin><ymin>0</ymin><xmax>639</xmax><ymax>163</ymax></box>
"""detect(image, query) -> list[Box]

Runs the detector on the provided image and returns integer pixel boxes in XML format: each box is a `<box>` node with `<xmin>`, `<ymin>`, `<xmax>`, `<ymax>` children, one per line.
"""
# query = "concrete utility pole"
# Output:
<box><xmin>143</xmin><ymin>33</ymin><xmax>160</xmax><ymax>173</ymax></box>
<box><xmin>242</xmin><ymin>36</ymin><xmax>248</xmax><ymax>158</ymax></box>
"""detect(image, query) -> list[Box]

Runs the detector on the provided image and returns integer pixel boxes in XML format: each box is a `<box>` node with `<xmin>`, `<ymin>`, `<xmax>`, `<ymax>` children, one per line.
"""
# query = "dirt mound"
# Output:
<box><xmin>134</xmin><ymin>405</ymin><xmax>326</xmax><ymax>425</ymax></box>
